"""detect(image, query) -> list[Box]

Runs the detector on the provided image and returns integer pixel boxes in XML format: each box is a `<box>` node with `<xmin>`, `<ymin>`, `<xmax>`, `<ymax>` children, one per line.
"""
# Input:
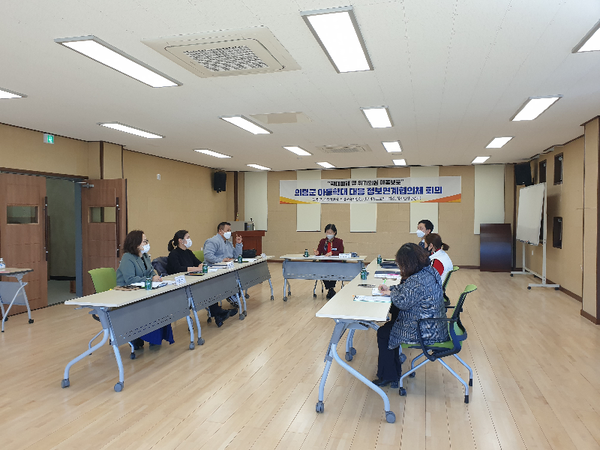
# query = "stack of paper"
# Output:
<box><xmin>353</xmin><ymin>295</ymin><xmax>391</xmax><ymax>304</ymax></box>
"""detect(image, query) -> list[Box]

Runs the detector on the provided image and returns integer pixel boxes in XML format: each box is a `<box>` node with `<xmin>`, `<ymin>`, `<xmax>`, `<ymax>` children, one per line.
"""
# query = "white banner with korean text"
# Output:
<box><xmin>280</xmin><ymin>177</ymin><xmax>461</xmax><ymax>204</ymax></box>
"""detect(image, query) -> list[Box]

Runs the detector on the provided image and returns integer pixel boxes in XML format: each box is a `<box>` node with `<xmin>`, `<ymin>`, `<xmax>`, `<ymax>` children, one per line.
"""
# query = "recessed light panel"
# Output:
<box><xmin>511</xmin><ymin>96</ymin><xmax>561</xmax><ymax>121</ymax></box>
<box><xmin>361</xmin><ymin>107</ymin><xmax>392</xmax><ymax>128</ymax></box>
<box><xmin>221</xmin><ymin>116</ymin><xmax>272</xmax><ymax>135</ymax></box>
<box><xmin>301</xmin><ymin>7</ymin><xmax>372</xmax><ymax>73</ymax></box>
<box><xmin>194</xmin><ymin>149</ymin><xmax>231</xmax><ymax>158</ymax></box>
<box><xmin>247</xmin><ymin>164</ymin><xmax>271</xmax><ymax>170</ymax></box>
<box><xmin>283</xmin><ymin>146</ymin><xmax>312</xmax><ymax>156</ymax></box>
<box><xmin>393</xmin><ymin>159</ymin><xmax>406</xmax><ymax>166</ymax></box>
<box><xmin>0</xmin><ymin>88</ymin><xmax>26</xmax><ymax>99</ymax></box>
<box><xmin>99</xmin><ymin>122</ymin><xmax>163</xmax><ymax>139</ymax></box>
<box><xmin>573</xmin><ymin>20</ymin><xmax>600</xmax><ymax>52</ymax></box>
<box><xmin>382</xmin><ymin>141</ymin><xmax>402</xmax><ymax>153</ymax></box>
<box><xmin>55</xmin><ymin>36</ymin><xmax>180</xmax><ymax>88</ymax></box>
<box><xmin>317</xmin><ymin>162</ymin><xmax>335</xmax><ymax>169</ymax></box>
<box><xmin>472</xmin><ymin>156</ymin><xmax>490</xmax><ymax>164</ymax></box>
<box><xmin>486</xmin><ymin>137</ymin><xmax>513</xmax><ymax>149</ymax></box>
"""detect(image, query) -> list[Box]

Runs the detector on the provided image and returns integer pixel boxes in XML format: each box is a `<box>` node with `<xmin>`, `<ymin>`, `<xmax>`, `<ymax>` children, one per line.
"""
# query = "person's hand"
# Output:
<box><xmin>235</xmin><ymin>234</ymin><xmax>243</xmax><ymax>244</ymax></box>
<box><xmin>325</xmin><ymin>251</ymin><xmax>333</xmax><ymax>257</ymax></box>
<box><xmin>313</xmin><ymin>249</ymin><xmax>319</xmax><ymax>256</ymax></box>
<box><xmin>152</xmin><ymin>275</ymin><xmax>162</xmax><ymax>282</ymax></box>
<box><xmin>188</xmin><ymin>266</ymin><xmax>202</xmax><ymax>272</ymax></box>
<box><xmin>222</xmin><ymin>258</ymin><xmax>233</xmax><ymax>262</ymax></box>
<box><xmin>378</xmin><ymin>284</ymin><xmax>390</xmax><ymax>294</ymax></box>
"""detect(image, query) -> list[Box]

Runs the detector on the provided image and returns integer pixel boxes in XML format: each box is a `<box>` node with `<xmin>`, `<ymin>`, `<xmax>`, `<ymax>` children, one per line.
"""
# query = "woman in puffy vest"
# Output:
<box><xmin>424</xmin><ymin>233</ymin><xmax>453</xmax><ymax>284</ymax></box>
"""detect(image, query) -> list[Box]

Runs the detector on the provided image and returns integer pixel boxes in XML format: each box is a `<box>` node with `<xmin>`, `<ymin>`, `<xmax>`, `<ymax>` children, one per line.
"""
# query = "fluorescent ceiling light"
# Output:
<box><xmin>301</xmin><ymin>6</ymin><xmax>372</xmax><ymax>73</ymax></box>
<box><xmin>511</xmin><ymin>96</ymin><xmax>561</xmax><ymax>121</ymax></box>
<box><xmin>99</xmin><ymin>122</ymin><xmax>163</xmax><ymax>139</ymax></box>
<box><xmin>362</xmin><ymin>107</ymin><xmax>392</xmax><ymax>128</ymax></box>
<box><xmin>486</xmin><ymin>137</ymin><xmax>513</xmax><ymax>149</ymax></box>
<box><xmin>221</xmin><ymin>116</ymin><xmax>271</xmax><ymax>135</ymax></box>
<box><xmin>194</xmin><ymin>149</ymin><xmax>231</xmax><ymax>159</ymax></box>
<box><xmin>283</xmin><ymin>146</ymin><xmax>311</xmax><ymax>156</ymax></box>
<box><xmin>382</xmin><ymin>141</ymin><xmax>402</xmax><ymax>153</ymax></box>
<box><xmin>55</xmin><ymin>36</ymin><xmax>180</xmax><ymax>88</ymax></box>
<box><xmin>573</xmin><ymin>20</ymin><xmax>600</xmax><ymax>52</ymax></box>
<box><xmin>0</xmin><ymin>88</ymin><xmax>26</xmax><ymax>99</ymax></box>
<box><xmin>247</xmin><ymin>164</ymin><xmax>271</xmax><ymax>171</ymax></box>
<box><xmin>393</xmin><ymin>159</ymin><xmax>406</xmax><ymax>166</ymax></box>
<box><xmin>317</xmin><ymin>162</ymin><xmax>335</xmax><ymax>169</ymax></box>
<box><xmin>472</xmin><ymin>156</ymin><xmax>490</xmax><ymax>164</ymax></box>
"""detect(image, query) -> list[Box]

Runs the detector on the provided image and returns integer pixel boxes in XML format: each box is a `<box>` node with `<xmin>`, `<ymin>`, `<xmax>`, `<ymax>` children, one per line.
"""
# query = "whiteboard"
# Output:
<box><xmin>515</xmin><ymin>183</ymin><xmax>545</xmax><ymax>245</ymax></box>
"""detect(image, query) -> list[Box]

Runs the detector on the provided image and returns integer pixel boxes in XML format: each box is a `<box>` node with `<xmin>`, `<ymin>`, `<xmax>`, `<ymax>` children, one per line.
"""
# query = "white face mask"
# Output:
<box><xmin>185</xmin><ymin>238</ymin><xmax>192</xmax><ymax>248</ymax></box>
<box><xmin>416</xmin><ymin>230</ymin><xmax>425</xmax><ymax>238</ymax></box>
<box><xmin>142</xmin><ymin>244</ymin><xmax>150</xmax><ymax>254</ymax></box>
<box><xmin>326</xmin><ymin>234</ymin><xmax>335</xmax><ymax>240</ymax></box>
<box><xmin>223</xmin><ymin>231</ymin><xmax>232</xmax><ymax>240</ymax></box>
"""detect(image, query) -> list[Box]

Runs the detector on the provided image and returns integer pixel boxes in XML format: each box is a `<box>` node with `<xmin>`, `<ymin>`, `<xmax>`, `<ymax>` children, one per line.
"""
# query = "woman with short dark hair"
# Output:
<box><xmin>373</xmin><ymin>243</ymin><xmax>449</xmax><ymax>387</ymax></box>
<box><xmin>313</xmin><ymin>224</ymin><xmax>344</xmax><ymax>299</ymax></box>
<box><xmin>116</xmin><ymin>230</ymin><xmax>172</xmax><ymax>348</ymax></box>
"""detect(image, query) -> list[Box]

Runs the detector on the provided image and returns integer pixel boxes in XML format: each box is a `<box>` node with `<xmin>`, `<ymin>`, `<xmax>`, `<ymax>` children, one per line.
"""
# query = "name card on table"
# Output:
<box><xmin>339</xmin><ymin>253</ymin><xmax>352</xmax><ymax>259</ymax></box>
<box><xmin>174</xmin><ymin>275</ymin><xmax>186</xmax><ymax>286</ymax></box>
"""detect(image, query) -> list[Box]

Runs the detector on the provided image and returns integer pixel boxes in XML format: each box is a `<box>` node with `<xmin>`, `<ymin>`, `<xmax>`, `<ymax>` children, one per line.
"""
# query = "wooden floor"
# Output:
<box><xmin>2</xmin><ymin>263</ymin><xmax>600</xmax><ymax>450</ymax></box>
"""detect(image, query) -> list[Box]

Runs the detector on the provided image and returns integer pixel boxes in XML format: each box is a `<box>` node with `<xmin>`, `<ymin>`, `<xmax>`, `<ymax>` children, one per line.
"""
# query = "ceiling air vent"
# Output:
<box><xmin>318</xmin><ymin>144</ymin><xmax>373</xmax><ymax>154</ymax></box>
<box><xmin>142</xmin><ymin>27</ymin><xmax>300</xmax><ymax>78</ymax></box>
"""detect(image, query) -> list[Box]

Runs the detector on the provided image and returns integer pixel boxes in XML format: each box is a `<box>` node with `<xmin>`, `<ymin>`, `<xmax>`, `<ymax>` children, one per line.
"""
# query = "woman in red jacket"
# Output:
<box><xmin>314</xmin><ymin>223</ymin><xmax>344</xmax><ymax>299</ymax></box>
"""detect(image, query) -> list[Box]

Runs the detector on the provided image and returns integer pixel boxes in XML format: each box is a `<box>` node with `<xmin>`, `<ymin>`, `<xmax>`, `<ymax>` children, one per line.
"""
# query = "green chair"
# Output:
<box><xmin>399</xmin><ymin>284</ymin><xmax>477</xmax><ymax>403</ymax></box>
<box><xmin>87</xmin><ymin>268</ymin><xmax>136</xmax><ymax>359</ymax></box>
<box><xmin>88</xmin><ymin>268</ymin><xmax>117</xmax><ymax>293</ymax></box>
<box><xmin>193</xmin><ymin>250</ymin><xmax>204</xmax><ymax>263</ymax></box>
<box><xmin>442</xmin><ymin>266</ymin><xmax>459</xmax><ymax>308</ymax></box>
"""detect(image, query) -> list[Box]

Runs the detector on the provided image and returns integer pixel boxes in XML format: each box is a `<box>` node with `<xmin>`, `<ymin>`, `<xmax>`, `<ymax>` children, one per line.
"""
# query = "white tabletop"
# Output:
<box><xmin>280</xmin><ymin>254</ymin><xmax>366</xmax><ymax>262</ymax></box>
<box><xmin>316</xmin><ymin>260</ymin><xmax>399</xmax><ymax>322</ymax></box>
<box><xmin>0</xmin><ymin>268</ymin><xmax>33</xmax><ymax>276</ymax></box>
<box><xmin>65</xmin><ymin>256</ymin><xmax>272</xmax><ymax>308</ymax></box>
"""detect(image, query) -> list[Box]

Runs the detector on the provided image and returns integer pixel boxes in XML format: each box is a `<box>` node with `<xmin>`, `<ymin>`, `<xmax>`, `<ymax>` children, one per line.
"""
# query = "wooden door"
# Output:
<box><xmin>82</xmin><ymin>179</ymin><xmax>127</xmax><ymax>296</ymax></box>
<box><xmin>0</xmin><ymin>173</ymin><xmax>48</xmax><ymax>312</ymax></box>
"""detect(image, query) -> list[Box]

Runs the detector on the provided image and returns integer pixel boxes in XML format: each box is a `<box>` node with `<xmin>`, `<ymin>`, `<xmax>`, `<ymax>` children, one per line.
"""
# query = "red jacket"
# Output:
<box><xmin>316</xmin><ymin>237</ymin><xmax>344</xmax><ymax>256</ymax></box>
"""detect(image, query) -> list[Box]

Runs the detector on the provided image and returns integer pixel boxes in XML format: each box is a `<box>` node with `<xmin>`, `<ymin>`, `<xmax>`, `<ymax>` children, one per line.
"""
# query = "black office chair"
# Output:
<box><xmin>399</xmin><ymin>284</ymin><xmax>476</xmax><ymax>403</ymax></box>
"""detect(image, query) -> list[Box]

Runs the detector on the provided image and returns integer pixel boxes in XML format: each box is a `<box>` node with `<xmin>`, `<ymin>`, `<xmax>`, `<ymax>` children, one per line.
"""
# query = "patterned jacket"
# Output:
<box><xmin>388</xmin><ymin>265</ymin><xmax>449</xmax><ymax>348</ymax></box>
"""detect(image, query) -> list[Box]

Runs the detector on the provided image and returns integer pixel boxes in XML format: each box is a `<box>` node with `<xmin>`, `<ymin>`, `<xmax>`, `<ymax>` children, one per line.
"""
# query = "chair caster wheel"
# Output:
<box><xmin>61</xmin><ymin>379</ymin><xmax>70</xmax><ymax>388</ymax></box>
<box><xmin>527</xmin><ymin>286</ymin><xmax>531</xmax><ymax>290</ymax></box>
<box><xmin>245</xmin><ymin>293</ymin><xmax>250</xmax><ymax>299</ymax></box>
<box><xmin>464</xmin><ymin>395</ymin><xmax>469</xmax><ymax>404</ymax></box>
<box><xmin>270</xmin><ymin>296</ymin><xmax>274</xmax><ymax>300</ymax></box>
<box><xmin>386</xmin><ymin>411</ymin><xmax>396</xmax><ymax>423</ymax></box>
<box><xmin>239</xmin><ymin>314</ymin><xmax>245</xmax><ymax>320</ymax></box>
<box><xmin>130</xmin><ymin>353</ymin><xmax>136</xmax><ymax>360</ymax></box>
<box><xmin>350</xmin><ymin>347</ymin><xmax>357</xmax><ymax>356</ymax></box>
<box><xmin>207</xmin><ymin>317</ymin><xmax>212</xmax><ymax>323</ymax></box>
<box><xmin>345</xmin><ymin>352</ymin><xmax>353</xmax><ymax>361</ymax></box>
<box><xmin>313</xmin><ymin>294</ymin><xmax>317</xmax><ymax>298</ymax></box>
<box><xmin>283</xmin><ymin>297</ymin><xmax>288</xmax><ymax>302</ymax></box>
<box><xmin>399</xmin><ymin>387</ymin><xmax>406</xmax><ymax>396</ymax></box>
<box><xmin>316</xmin><ymin>401</ymin><xmax>324</xmax><ymax>413</ymax></box>
<box><xmin>510</xmin><ymin>274</ymin><xmax>513</xmax><ymax>277</ymax></box>
<box><xmin>114</xmin><ymin>382</ymin><xmax>124</xmax><ymax>392</ymax></box>
<box><xmin>189</xmin><ymin>343</ymin><xmax>195</xmax><ymax>350</ymax></box>
<box><xmin>197</xmin><ymin>337</ymin><xmax>205</xmax><ymax>345</ymax></box>
<box><xmin>555</xmin><ymin>287</ymin><xmax>559</xmax><ymax>290</ymax></box>
<box><xmin>28</xmin><ymin>318</ymin><xmax>34</xmax><ymax>324</ymax></box>
<box><xmin>409</xmin><ymin>372</ymin><xmax>416</xmax><ymax>378</ymax></box>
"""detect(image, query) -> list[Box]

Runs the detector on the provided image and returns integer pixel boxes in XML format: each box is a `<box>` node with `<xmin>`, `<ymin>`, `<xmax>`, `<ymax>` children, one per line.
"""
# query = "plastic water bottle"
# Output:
<box><xmin>145</xmin><ymin>277</ymin><xmax>152</xmax><ymax>290</ymax></box>
<box><xmin>202</xmin><ymin>263</ymin><xmax>208</xmax><ymax>274</ymax></box>
<box><xmin>304</xmin><ymin>249</ymin><xmax>309</xmax><ymax>257</ymax></box>
<box><xmin>377</xmin><ymin>255</ymin><xmax>382</xmax><ymax>265</ymax></box>
<box><xmin>0</xmin><ymin>258</ymin><xmax>5</xmax><ymax>270</ymax></box>
<box><xmin>237</xmin><ymin>254</ymin><xmax>243</xmax><ymax>263</ymax></box>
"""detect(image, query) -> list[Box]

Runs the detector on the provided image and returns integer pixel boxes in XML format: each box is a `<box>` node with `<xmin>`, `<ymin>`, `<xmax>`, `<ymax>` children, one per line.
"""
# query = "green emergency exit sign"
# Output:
<box><xmin>43</xmin><ymin>133</ymin><xmax>54</xmax><ymax>144</ymax></box>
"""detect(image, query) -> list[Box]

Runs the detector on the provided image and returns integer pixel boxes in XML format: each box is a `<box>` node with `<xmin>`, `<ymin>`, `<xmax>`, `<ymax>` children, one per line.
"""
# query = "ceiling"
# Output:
<box><xmin>1</xmin><ymin>0</ymin><xmax>600</xmax><ymax>172</ymax></box>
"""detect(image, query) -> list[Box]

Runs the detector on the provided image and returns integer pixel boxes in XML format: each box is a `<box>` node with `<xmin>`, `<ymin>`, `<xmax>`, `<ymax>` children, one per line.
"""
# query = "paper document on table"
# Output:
<box><xmin>131</xmin><ymin>281</ymin><xmax>172</xmax><ymax>288</ymax></box>
<box><xmin>353</xmin><ymin>295</ymin><xmax>391</xmax><ymax>304</ymax></box>
<box><xmin>371</xmin><ymin>287</ymin><xmax>388</xmax><ymax>296</ymax></box>
<box><xmin>374</xmin><ymin>270</ymin><xmax>401</xmax><ymax>279</ymax></box>
<box><xmin>242</xmin><ymin>258</ymin><xmax>257</xmax><ymax>262</ymax></box>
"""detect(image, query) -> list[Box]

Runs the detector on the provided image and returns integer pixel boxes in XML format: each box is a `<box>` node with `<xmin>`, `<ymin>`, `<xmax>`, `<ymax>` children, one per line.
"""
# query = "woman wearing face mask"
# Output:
<box><xmin>314</xmin><ymin>223</ymin><xmax>344</xmax><ymax>299</ymax></box>
<box><xmin>116</xmin><ymin>230</ymin><xmax>171</xmax><ymax>348</ymax></box>
<box><xmin>424</xmin><ymin>233</ymin><xmax>453</xmax><ymax>284</ymax></box>
<box><xmin>166</xmin><ymin>229</ymin><xmax>203</xmax><ymax>274</ymax></box>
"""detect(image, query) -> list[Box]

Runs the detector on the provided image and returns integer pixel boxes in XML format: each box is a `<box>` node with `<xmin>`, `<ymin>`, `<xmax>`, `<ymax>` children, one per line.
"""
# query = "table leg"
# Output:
<box><xmin>186</xmin><ymin>287</ymin><xmax>204</xmax><ymax>345</ymax></box>
<box><xmin>16</xmin><ymin>274</ymin><xmax>33</xmax><ymax>325</ymax></box>
<box><xmin>268</xmin><ymin>279</ymin><xmax>274</xmax><ymax>300</ymax></box>
<box><xmin>110</xmin><ymin>329</ymin><xmax>125</xmax><ymax>392</ymax></box>
<box><xmin>186</xmin><ymin>315</ymin><xmax>196</xmax><ymax>350</ymax></box>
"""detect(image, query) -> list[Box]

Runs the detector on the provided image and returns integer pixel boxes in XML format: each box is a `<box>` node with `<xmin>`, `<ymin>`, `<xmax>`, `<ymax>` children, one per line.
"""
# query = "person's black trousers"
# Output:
<box><xmin>323</xmin><ymin>280</ymin><xmax>337</xmax><ymax>289</ymax></box>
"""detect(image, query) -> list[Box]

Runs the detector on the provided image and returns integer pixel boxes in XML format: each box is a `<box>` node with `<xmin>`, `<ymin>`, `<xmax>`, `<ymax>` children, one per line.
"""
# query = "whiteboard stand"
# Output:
<box><xmin>510</xmin><ymin>182</ymin><xmax>560</xmax><ymax>290</ymax></box>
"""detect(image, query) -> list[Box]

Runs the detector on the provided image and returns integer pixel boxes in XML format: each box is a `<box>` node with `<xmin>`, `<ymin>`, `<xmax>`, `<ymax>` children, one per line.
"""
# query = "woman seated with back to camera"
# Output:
<box><xmin>373</xmin><ymin>243</ymin><xmax>449</xmax><ymax>388</ymax></box>
<box><xmin>166</xmin><ymin>229</ymin><xmax>236</xmax><ymax>328</ymax></box>
<box><xmin>116</xmin><ymin>230</ymin><xmax>172</xmax><ymax>349</ymax></box>
<box><xmin>424</xmin><ymin>233</ymin><xmax>453</xmax><ymax>284</ymax></box>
